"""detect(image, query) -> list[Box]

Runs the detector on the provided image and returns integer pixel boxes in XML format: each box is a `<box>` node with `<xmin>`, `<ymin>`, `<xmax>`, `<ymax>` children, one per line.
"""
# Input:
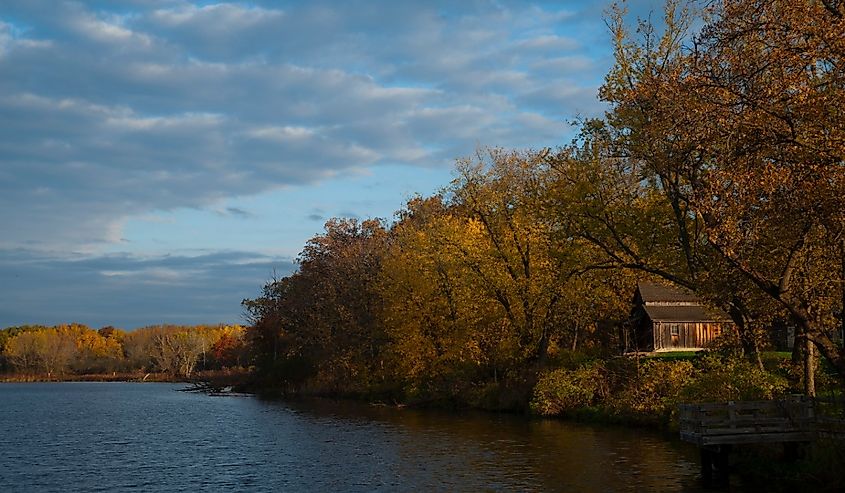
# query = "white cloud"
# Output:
<box><xmin>69</xmin><ymin>9</ymin><xmax>154</xmax><ymax>49</ymax></box>
<box><xmin>0</xmin><ymin>20</ymin><xmax>11</xmax><ymax>54</ymax></box>
<box><xmin>150</xmin><ymin>3</ymin><xmax>284</xmax><ymax>29</ymax></box>
<box><xmin>0</xmin><ymin>0</ymin><xmax>613</xmax><ymax>254</ymax></box>
<box><xmin>516</xmin><ymin>34</ymin><xmax>581</xmax><ymax>52</ymax></box>
<box><xmin>246</xmin><ymin>125</ymin><xmax>317</xmax><ymax>141</ymax></box>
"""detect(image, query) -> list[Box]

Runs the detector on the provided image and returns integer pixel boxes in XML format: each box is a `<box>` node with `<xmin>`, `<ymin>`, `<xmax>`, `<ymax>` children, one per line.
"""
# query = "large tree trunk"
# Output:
<box><xmin>727</xmin><ymin>300</ymin><xmax>764</xmax><ymax>370</ymax></box>
<box><xmin>807</xmin><ymin>329</ymin><xmax>845</xmax><ymax>394</ymax></box>
<box><xmin>804</xmin><ymin>336</ymin><xmax>816</xmax><ymax>398</ymax></box>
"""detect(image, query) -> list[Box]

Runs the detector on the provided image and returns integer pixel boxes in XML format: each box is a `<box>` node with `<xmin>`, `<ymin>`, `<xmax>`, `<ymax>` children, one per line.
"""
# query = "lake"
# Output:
<box><xmin>0</xmin><ymin>382</ymin><xmax>712</xmax><ymax>492</ymax></box>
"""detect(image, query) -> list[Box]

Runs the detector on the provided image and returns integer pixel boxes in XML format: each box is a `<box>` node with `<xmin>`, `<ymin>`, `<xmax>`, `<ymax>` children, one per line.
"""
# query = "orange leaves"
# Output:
<box><xmin>601</xmin><ymin>0</ymin><xmax>845</xmax><ymax>379</ymax></box>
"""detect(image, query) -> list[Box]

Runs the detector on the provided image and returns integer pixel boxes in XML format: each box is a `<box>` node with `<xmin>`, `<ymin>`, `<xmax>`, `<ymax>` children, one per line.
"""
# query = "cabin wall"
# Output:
<box><xmin>653</xmin><ymin>322</ymin><xmax>724</xmax><ymax>351</ymax></box>
<box><xmin>627</xmin><ymin>317</ymin><xmax>656</xmax><ymax>352</ymax></box>
<box><xmin>641</xmin><ymin>320</ymin><xmax>655</xmax><ymax>352</ymax></box>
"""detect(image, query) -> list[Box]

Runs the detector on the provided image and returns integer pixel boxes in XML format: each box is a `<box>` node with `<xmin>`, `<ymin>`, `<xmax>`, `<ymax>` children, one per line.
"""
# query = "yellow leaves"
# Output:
<box><xmin>4</xmin><ymin>327</ymin><xmax>77</xmax><ymax>374</ymax></box>
<box><xmin>74</xmin><ymin>329</ymin><xmax>122</xmax><ymax>360</ymax></box>
<box><xmin>463</xmin><ymin>217</ymin><xmax>485</xmax><ymax>238</ymax></box>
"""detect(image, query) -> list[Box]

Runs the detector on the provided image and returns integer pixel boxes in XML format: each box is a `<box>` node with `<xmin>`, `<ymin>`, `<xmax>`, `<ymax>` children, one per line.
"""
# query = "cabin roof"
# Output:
<box><xmin>643</xmin><ymin>304</ymin><xmax>729</xmax><ymax>323</ymax></box>
<box><xmin>637</xmin><ymin>282</ymin><xmax>699</xmax><ymax>304</ymax></box>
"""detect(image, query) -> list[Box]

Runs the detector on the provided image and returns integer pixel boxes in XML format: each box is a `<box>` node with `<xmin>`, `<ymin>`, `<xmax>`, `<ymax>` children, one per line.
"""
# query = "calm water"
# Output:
<box><xmin>0</xmin><ymin>383</ymin><xmax>712</xmax><ymax>492</ymax></box>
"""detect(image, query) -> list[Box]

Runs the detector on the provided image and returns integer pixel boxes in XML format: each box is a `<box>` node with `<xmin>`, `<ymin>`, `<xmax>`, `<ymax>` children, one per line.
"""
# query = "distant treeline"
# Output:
<box><xmin>243</xmin><ymin>0</ymin><xmax>845</xmax><ymax>405</ymax></box>
<box><xmin>0</xmin><ymin>324</ymin><xmax>246</xmax><ymax>379</ymax></box>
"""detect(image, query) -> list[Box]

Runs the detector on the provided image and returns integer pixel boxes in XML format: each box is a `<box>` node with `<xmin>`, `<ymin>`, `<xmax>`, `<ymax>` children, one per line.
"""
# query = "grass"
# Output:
<box><xmin>644</xmin><ymin>351</ymin><xmax>700</xmax><ymax>361</ymax></box>
<box><xmin>761</xmin><ymin>351</ymin><xmax>792</xmax><ymax>361</ymax></box>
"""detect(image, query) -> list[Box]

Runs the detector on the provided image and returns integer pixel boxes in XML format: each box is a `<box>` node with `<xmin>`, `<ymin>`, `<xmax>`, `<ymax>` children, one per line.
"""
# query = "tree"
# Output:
<box><xmin>5</xmin><ymin>327</ymin><xmax>77</xmax><ymax>376</ymax></box>
<box><xmin>602</xmin><ymin>0</ymin><xmax>845</xmax><ymax>391</ymax></box>
<box><xmin>546</xmin><ymin>120</ymin><xmax>773</xmax><ymax>365</ymax></box>
<box><xmin>243</xmin><ymin>218</ymin><xmax>390</xmax><ymax>392</ymax></box>
<box><xmin>149</xmin><ymin>326</ymin><xmax>206</xmax><ymax>378</ymax></box>
<box><xmin>122</xmin><ymin>327</ymin><xmax>157</xmax><ymax>372</ymax></box>
<box><xmin>5</xmin><ymin>331</ymin><xmax>42</xmax><ymax>372</ymax></box>
<box><xmin>0</xmin><ymin>325</ymin><xmax>49</xmax><ymax>372</ymax></box>
<box><xmin>449</xmin><ymin>149</ymin><xmax>573</xmax><ymax>365</ymax></box>
<box><xmin>70</xmin><ymin>325</ymin><xmax>124</xmax><ymax>373</ymax></box>
<box><xmin>378</xmin><ymin>194</ymin><xmax>512</xmax><ymax>397</ymax></box>
<box><xmin>211</xmin><ymin>326</ymin><xmax>247</xmax><ymax>368</ymax></box>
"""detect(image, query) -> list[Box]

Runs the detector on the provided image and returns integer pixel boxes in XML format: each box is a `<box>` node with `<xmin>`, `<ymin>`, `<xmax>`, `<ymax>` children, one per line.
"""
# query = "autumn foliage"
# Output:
<box><xmin>242</xmin><ymin>0</ymin><xmax>844</xmax><ymax>403</ymax></box>
<box><xmin>0</xmin><ymin>323</ymin><xmax>247</xmax><ymax>379</ymax></box>
<box><xmin>602</xmin><ymin>0</ymin><xmax>845</xmax><ymax>391</ymax></box>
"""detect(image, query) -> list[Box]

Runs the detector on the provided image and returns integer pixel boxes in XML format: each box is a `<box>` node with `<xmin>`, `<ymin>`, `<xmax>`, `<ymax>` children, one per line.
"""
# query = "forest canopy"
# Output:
<box><xmin>242</xmin><ymin>0</ymin><xmax>845</xmax><ymax>403</ymax></box>
<box><xmin>0</xmin><ymin>324</ymin><xmax>247</xmax><ymax>379</ymax></box>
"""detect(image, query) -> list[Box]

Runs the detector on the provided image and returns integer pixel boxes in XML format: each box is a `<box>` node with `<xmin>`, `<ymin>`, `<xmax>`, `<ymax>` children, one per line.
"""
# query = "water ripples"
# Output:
<box><xmin>1</xmin><ymin>383</ymin><xmax>710</xmax><ymax>492</ymax></box>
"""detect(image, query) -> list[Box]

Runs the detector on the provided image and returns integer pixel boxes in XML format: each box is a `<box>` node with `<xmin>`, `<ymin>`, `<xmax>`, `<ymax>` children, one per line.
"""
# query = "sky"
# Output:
<box><xmin>0</xmin><ymin>0</ymin><xmax>662</xmax><ymax>329</ymax></box>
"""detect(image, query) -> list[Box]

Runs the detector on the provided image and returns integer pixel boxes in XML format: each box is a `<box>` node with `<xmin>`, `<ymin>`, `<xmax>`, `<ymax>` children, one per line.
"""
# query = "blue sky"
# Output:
<box><xmin>0</xmin><ymin>0</ymin><xmax>661</xmax><ymax>329</ymax></box>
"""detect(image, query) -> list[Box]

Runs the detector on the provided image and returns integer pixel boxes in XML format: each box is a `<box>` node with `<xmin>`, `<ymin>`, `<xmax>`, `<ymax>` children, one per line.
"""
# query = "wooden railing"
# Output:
<box><xmin>680</xmin><ymin>397</ymin><xmax>845</xmax><ymax>486</ymax></box>
<box><xmin>679</xmin><ymin>397</ymin><xmax>817</xmax><ymax>446</ymax></box>
<box><xmin>814</xmin><ymin>395</ymin><xmax>845</xmax><ymax>437</ymax></box>
<box><xmin>680</xmin><ymin>396</ymin><xmax>845</xmax><ymax>447</ymax></box>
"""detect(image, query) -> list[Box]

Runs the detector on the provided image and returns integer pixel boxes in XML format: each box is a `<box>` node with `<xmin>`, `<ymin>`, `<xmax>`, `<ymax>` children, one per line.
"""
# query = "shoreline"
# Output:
<box><xmin>0</xmin><ymin>368</ymin><xmax>251</xmax><ymax>385</ymax></box>
<box><xmin>0</xmin><ymin>373</ymin><xmax>182</xmax><ymax>383</ymax></box>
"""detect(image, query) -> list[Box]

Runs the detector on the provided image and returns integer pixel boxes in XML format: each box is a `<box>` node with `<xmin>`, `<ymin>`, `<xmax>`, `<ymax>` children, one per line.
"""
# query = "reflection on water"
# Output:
<box><xmin>0</xmin><ymin>383</ymin><xmax>714</xmax><ymax>492</ymax></box>
<box><xmin>279</xmin><ymin>398</ymin><xmax>709</xmax><ymax>492</ymax></box>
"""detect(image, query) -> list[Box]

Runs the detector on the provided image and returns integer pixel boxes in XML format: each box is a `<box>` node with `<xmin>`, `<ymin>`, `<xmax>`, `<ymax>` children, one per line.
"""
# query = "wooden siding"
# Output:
<box><xmin>653</xmin><ymin>321</ymin><xmax>724</xmax><ymax>351</ymax></box>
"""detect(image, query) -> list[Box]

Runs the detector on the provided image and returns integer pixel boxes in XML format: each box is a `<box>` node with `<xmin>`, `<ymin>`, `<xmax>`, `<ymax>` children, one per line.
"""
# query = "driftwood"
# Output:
<box><xmin>177</xmin><ymin>381</ymin><xmax>250</xmax><ymax>396</ymax></box>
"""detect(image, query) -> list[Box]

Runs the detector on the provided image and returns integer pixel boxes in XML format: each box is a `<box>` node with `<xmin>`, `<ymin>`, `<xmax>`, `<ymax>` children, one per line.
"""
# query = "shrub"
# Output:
<box><xmin>606</xmin><ymin>359</ymin><xmax>697</xmax><ymax>422</ymax></box>
<box><xmin>682</xmin><ymin>354</ymin><xmax>788</xmax><ymax>402</ymax></box>
<box><xmin>530</xmin><ymin>362</ymin><xmax>607</xmax><ymax>416</ymax></box>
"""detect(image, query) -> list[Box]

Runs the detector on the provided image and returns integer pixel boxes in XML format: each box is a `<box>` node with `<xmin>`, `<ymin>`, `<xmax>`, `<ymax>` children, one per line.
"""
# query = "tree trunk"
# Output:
<box><xmin>841</xmin><ymin>239</ymin><xmax>845</xmax><ymax>345</ymax></box>
<box><xmin>791</xmin><ymin>332</ymin><xmax>802</xmax><ymax>364</ymax></box>
<box><xmin>536</xmin><ymin>327</ymin><xmax>550</xmax><ymax>365</ymax></box>
<box><xmin>727</xmin><ymin>302</ymin><xmax>763</xmax><ymax>370</ymax></box>
<box><xmin>752</xmin><ymin>343</ymin><xmax>763</xmax><ymax>372</ymax></box>
<box><xmin>804</xmin><ymin>336</ymin><xmax>816</xmax><ymax>398</ymax></box>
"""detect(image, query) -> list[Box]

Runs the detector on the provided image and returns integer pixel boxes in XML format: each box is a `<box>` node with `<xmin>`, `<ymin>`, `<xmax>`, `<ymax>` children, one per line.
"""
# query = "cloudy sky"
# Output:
<box><xmin>0</xmin><ymin>0</ymin><xmax>660</xmax><ymax>329</ymax></box>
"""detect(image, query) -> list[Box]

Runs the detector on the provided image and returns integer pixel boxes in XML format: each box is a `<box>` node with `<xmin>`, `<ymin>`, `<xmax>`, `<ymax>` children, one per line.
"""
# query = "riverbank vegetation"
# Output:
<box><xmin>0</xmin><ymin>323</ymin><xmax>248</xmax><ymax>381</ymax></box>
<box><xmin>243</xmin><ymin>0</ymin><xmax>844</xmax><ymax>419</ymax></box>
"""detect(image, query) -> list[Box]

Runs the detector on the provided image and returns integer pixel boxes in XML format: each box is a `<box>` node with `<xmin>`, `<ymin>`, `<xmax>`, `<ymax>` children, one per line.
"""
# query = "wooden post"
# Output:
<box><xmin>700</xmin><ymin>445</ymin><xmax>731</xmax><ymax>487</ymax></box>
<box><xmin>784</xmin><ymin>442</ymin><xmax>799</xmax><ymax>462</ymax></box>
<box><xmin>700</xmin><ymin>447</ymin><xmax>714</xmax><ymax>486</ymax></box>
<box><xmin>714</xmin><ymin>445</ymin><xmax>731</xmax><ymax>486</ymax></box>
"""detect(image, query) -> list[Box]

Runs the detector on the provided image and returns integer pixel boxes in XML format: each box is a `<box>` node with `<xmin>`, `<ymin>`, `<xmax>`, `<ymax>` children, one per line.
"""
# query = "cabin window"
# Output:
<box><xmin>670</xmin><ymin>325</ymin><xmax>680</xmax><ymax>337</ymax></box>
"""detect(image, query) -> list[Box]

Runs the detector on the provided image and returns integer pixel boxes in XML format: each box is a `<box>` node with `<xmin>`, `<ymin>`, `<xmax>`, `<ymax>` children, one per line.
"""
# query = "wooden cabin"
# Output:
<box><xmin>625</xmin><ymin>282</ymin><xmax>733</xmax><ymax>353</ymax></box>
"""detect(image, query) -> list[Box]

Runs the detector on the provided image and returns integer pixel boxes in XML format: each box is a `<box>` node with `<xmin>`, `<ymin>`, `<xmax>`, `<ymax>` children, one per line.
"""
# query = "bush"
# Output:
<box><xmin>607</xmin><ymin>359</ymin><xmax>697</xmax><ymax>422</ymax></box>
<box><xmin>469</xmin><ymin>369</ymin><xmax>536</xmax><ymax>412</ymax></box>
<box><xmin>549</xmin><ymin>348</ymin><xmax>604</xmax><ymax>370</ymax></box>
<box><xmin>682</xmin><ymin>354</ymin><xmax>788</xmax><ymax>402</ymax></box>
<box><xmin>530</xmin><ymin>352</ymin><xmax>794</xmax><ymax>426</ymax></box>
<box><xmin>530</xmin><ymin>362</ymin><xmax>607</xmax><ymax>416</ymax></box>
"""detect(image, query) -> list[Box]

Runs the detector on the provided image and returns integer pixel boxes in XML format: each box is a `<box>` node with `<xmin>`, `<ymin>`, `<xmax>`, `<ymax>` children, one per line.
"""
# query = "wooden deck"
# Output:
<box><xmin>679</xmin><ymin>396</ymin><xmax>845</xmax><ymax>486</ymax></box>
<box><xmin>679</xmin><ymin>397</ymin><xmax>816</xmax><ymax>446</ymax></box>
